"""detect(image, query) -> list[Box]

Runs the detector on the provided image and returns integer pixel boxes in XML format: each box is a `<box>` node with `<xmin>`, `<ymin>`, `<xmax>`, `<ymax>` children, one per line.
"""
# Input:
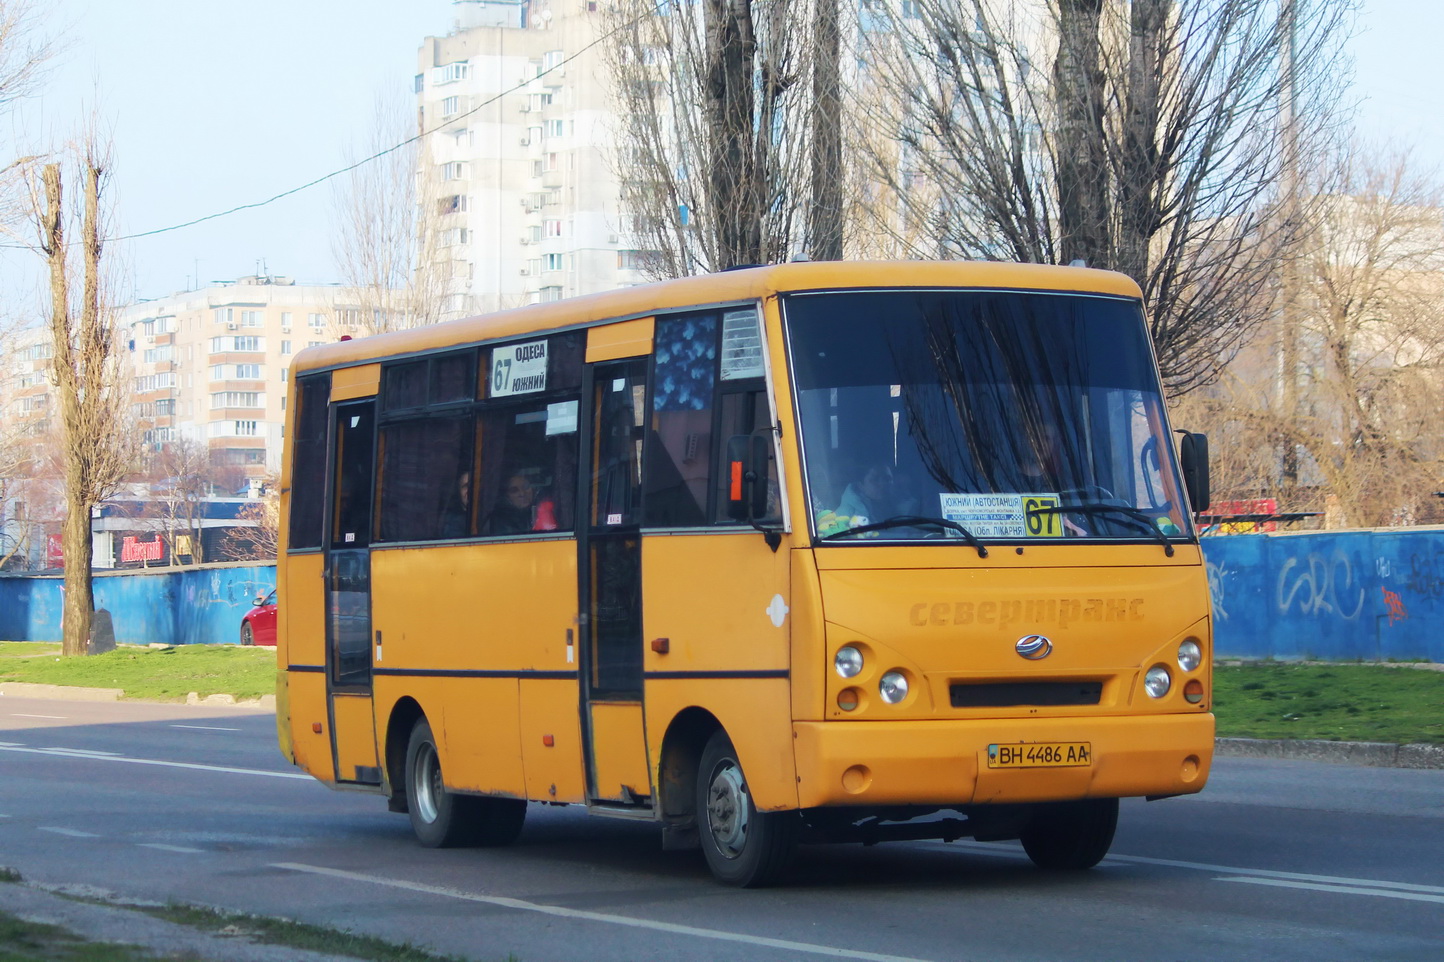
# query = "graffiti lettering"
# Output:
<box><xmin>1276</xmin><ymin>551</ymin><xmax>1366</xmax><ymax>621</ymax></box>
<box><xmin>1205</xmin><ymin>559</ymin><xmax>1229</xmax><ymax>623</ymax></box>
<box><xmin>1404</xmin><ymin>550</ymin><xmax>1444</xmax><ymax>602</ymax></box>
<box><xmin>1381</xmin><ymin>587</ymin><xmax>1409</xmax><ymax>626</ymax></box>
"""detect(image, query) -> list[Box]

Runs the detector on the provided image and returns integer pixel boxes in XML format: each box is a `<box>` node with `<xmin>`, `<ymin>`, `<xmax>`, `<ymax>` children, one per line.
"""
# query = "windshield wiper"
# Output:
<box><xmin>821</xmin><ymin>515</ymin><xmax>988</xmax><ymax>558</ymax></box>
<box><xmin>1027</xmin><ymin>502</ymin><xmax>1176</xmax><ymax>557</ymax></box>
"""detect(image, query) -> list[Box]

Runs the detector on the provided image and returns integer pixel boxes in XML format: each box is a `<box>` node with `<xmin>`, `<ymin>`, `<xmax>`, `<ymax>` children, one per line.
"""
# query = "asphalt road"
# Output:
<box><xmin>1</xmin><ymin>696</ymin><xmax>1440</xmax><ymax>962</ymax></box>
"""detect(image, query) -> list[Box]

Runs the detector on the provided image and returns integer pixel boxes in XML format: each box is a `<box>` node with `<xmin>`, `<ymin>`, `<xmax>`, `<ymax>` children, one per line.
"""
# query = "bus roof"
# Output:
<box><xmin>291</xmin><ymin>260</ymin><xmax>1142</xmax><ymax>375</ymax></box>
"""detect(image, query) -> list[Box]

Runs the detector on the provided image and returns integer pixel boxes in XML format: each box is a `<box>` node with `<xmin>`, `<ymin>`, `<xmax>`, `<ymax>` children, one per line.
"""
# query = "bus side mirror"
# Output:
<box><xmin>725</xmin><ymin>434</ymin><xmax>770</xmax><ymax>522</ymax></box>
<box><xmin>1179</xmin><ymin>431</ymin><xmax>1210</xmax><ymax>513</ymax></box>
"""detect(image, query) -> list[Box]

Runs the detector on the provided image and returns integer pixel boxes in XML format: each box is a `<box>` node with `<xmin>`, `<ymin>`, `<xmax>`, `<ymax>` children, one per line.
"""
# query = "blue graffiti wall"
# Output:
<box><xmin>0</xmin><ymin>564</ymin><xmax>276</xmax><ymax>647</ymax></box>
<box><xmin>1203</xmin><ymin>528</ymin><xmax>1443</xmax><ymax>662</ymax></box>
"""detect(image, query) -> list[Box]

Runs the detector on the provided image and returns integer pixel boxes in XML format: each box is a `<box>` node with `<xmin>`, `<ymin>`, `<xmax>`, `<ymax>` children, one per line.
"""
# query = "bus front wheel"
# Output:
<box><xmin>1020</xmin><ymin>797</ymin><xmax>1118</xmax><ymax>870</ymax></box>
<box><xmin>404</xmin><ymin>718</ymin><xmax>525</xmax><ymax>848</ymax></box>
<box><xmin>696</xmin><ymin>730</ymin><xmax>796</xmax><ymax>887</ymax></box>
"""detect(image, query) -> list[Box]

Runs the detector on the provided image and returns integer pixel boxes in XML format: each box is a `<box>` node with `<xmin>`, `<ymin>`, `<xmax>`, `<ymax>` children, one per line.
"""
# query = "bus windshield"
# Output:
<box><xmin>784</xmin><ymin>288</ymin><xmax>1191</xmax><ymax>546</ymax></box>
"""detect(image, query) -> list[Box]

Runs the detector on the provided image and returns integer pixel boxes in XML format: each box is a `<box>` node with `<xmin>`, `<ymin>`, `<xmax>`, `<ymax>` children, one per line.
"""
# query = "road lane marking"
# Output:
<box><xmin>1217</xmin><ymin>876</ymin><xmax>1444</xmax><ymax>905</ymax></box>
<box><xmin>0</xmin><ymin>744</ymin><xmax>310</xmax><ymax>780</ymax></box>
<box><xmin>1102</xmin><ymin>853</ymin><xmax>1444</xmax><ymax>896</ymax></box>
<box><xmin>41</xmin><ymin>748</ymin><xmax>122</xmax><ymax>756</ymax></box>
<box><xmin>10</xmin><ymin>713</ymin><xmax>66</xmax><ymax>719</ymax></box>
<box><xmin>171</xmin><ymin>725</ymin><xmax>242</xmax><ymax>732</ymax></box>
<box><xmin>40</xmin><ymin>827</ymin><xmax>100</xmax><ymax>838</ymax></box>
<box><xmin>273</xmin><ymin>862</ymin><xmax>939</xmax><ymax>962</ymax></box>
<box><xmin>138</xmin><ymin>843</ymin><xmax>206</xmax><ymax>854</ymax></box>
<box><xmin>936</xmin><ymin>841</ymin><xmax>1442</xmax><ymax>898</ymax></box>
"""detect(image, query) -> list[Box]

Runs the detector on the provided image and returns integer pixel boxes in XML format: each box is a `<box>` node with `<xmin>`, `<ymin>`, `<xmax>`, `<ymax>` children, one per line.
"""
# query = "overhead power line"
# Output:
<box><xmin>2</xmin><ymin>4</ymin><xmax>663</xmax><ymax>252</ymax></box>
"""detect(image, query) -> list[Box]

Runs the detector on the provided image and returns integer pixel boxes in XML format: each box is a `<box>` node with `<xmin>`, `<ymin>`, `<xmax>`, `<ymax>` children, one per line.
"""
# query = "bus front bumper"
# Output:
<box><xmin>791</xmin><ymin>713</ymin><xmax>1214</xmax><ymax>809</ymax></box>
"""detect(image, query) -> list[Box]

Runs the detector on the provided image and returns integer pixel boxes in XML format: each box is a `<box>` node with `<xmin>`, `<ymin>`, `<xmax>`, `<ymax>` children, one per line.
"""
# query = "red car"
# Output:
<box><xmin>241</xmin><ymin>589</ymin><xmax>277</xmax><ymax>646</ymax></box>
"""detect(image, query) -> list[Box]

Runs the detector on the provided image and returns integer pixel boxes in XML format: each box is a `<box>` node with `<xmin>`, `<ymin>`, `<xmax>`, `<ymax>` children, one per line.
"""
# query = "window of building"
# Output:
<box><xmin>545</xmin><ymin>119</ymin><xmax>564</xmax><ymax>138</ymax></box>
<box><xmin>442</xmin><ymin>161</ymin><xmax>467</xmax><ymax>181</ymax></box>
<box><xmin>617</xmin><ymin>249</ymin><xmax>663</xmax><ymax>272</ymax></box>
<box><xmin>281</xmin><ymin>340</ymin><xmax>292</xmax><ymax>355</ymax></box>
<box><xmin>544</xmin><ymin>219</ymin><xmax>563</xmax><ymax>238</ymax></box>
<box><xmin>442</xmin><ymin>95</ymin><xmax>460</xmax><ymax>117</ymax></box>
<box><xmin>308</xmin><ymin>313</ymin><xmax>326</xmax><ymax>329</ymax></box>
<box><xmin>544</xmin><ymin>253</ymin><xmax>564</xmax><ymax>272</ymax></box>
<box><xmin>213</xmin><ymin>308</ymin><xmax>232</xmax><ymax>325</ymax></box>
<box><xmin>241</xmin><ymin>310</ymin><xmax>262</xmax><ymax>327</ymax></box>
<box><xmin>539</xmin><ymin>286</ymin><xmax>564</xmax><ymax>303</ymax></box>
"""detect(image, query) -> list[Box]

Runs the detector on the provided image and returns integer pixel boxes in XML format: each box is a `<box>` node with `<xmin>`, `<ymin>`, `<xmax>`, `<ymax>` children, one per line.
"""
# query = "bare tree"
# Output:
<box><xmin>605</xmin><ymin>0</ymin><xmax>836</xmax><ymax>275</ymax></box>
<box><xmin>218</xmin><ymin>475</ymin><xmax>279</xmax><ymax>562</ymax></box>
<box><xmin>29</xmin><ymin>137</ymin><xmax>137</xmax><ymax>655</ymax></box>
<box><xmin>331</xmin><ymin>95</ymin><xmax>451</xmax><ymax>335</ymax></box>
<box><xmin>858</xmin><ymin>0</ymin><xmax>1355</xmax><ymax>394</ymax></box>
<box><xmin>1173</xmin><ymin>146</ymin><xmax>1444</xmax><ymax>527</ymax></box>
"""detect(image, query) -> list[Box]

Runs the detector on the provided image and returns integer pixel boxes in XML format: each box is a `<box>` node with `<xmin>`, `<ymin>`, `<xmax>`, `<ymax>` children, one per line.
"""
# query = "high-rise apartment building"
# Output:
<box><xmin>120</xmin><ymin>274</ymin><xmax>365</xmax><ymax>485</ymax></box>
<box><xmin>417</xmin><ymin>0</ymin><xmax>646</xmax><ymax>316</ymax></box>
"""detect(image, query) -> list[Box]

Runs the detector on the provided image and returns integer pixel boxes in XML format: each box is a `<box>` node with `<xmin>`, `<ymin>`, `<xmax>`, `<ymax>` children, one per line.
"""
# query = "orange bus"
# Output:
<box><xmin>276</xmin><ymin>261</ymin><xmax>1214</xmax><ymax>886</ymax></box>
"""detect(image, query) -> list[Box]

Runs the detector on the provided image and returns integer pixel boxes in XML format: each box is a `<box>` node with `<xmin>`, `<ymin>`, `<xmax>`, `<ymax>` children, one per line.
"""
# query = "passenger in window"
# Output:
<box><xmin>486</xmin><ymin>470</ymin><xmax>559</xmax><ymax>534</ymax></box>
<box><xmin>835</xmin><ymin>463</ymin><xmax>914</xmax><ymax>526</ymax></box>
<box><xmin>439</xmin><ymin>470</ymin><xmax>472</xmax><ymax>538</ymax></box>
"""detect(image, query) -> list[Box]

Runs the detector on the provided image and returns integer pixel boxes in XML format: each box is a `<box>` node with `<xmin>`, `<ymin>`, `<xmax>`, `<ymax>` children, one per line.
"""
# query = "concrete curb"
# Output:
<box><xmin>1216</xmin><ymin>737</ymin><xmax>1444</xmax><ymax>769</ymax></box>
<box><xmin>0</xmin><ymin>682</ymin><xmax>275</xmax><ymax>711</ymax></box>
<box><xmin>0</xmin><ymin>682</ymin><xmax>122</xmax><ymax>701</ymax></box>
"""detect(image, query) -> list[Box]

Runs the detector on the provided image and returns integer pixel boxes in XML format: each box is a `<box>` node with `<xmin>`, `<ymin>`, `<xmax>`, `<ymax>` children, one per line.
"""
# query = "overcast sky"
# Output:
<box><xmin>2</xmin><ymin>0</ymin><xmax>1439</xmax><ymax>307</ymax></box>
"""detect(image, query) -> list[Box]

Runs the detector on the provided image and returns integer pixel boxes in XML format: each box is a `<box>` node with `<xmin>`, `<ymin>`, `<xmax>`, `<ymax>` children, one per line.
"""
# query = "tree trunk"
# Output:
<box><xmin>1117</xmin><ymin>0</ymin><xmax>1169</xmax><ymax>284</ymax></box>
<box><xmin>1052</xmin><ymin>0</ymin><xmax>1109</xmax><ymax>266</ymax></box>
<box><xmin>703</xmin><ymin>0</ymin><xmax>761</xmax><ymax>267</ymax></box>
<box><xmin>42</xmin><ymin>163</ymin><xmax>91</xmax><ymax>656</ymax></box>
<box><xmin>809</xmin><ymin>0</ymin><xmax>844</xmax><ymax>260</ymax></box>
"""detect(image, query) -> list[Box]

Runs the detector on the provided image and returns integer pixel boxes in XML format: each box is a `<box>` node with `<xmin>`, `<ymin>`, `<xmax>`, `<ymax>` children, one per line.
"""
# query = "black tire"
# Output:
<box><xmin>696</xmin><ymin>729</ymin><xmax>797</xmax><ymax>887</ymax></box>
<box><xmin>1020</xmin><ymin>797</ymin><xmax>1119</xmax><ymax>870</ymax></box>
<box><xmin>240</xmin><ymin>623</ymin><xmax>254</xmax><ymax>646</ymax></box>
<box><xmin>404</xmin><ymin>718</ymin><xmax>526</xmax><ymax>848</ymax></box>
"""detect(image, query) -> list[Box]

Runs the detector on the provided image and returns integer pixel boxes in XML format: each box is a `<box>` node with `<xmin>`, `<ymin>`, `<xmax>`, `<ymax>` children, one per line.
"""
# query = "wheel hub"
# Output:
<box><xmin>413</xmin><ymin>743</ymin><xmax>440</xmax><ymax>824</ymax></box>
<box><xmin>705</xmin><ymin>760</ymin><xmax>749</xmax><ymax>859</ymax></box>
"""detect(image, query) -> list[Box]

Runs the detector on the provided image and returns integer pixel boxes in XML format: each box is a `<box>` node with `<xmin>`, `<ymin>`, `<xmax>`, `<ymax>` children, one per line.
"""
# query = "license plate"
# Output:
<box><xmin>987</xmin><ymin>742</ymin><xmax>1092</xmax><ymax>768</ymax></box>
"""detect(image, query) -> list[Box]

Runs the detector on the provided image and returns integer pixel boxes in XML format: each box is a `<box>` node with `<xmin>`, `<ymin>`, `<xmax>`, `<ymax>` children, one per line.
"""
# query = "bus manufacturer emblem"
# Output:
<box><xmin>1015</xmin><ymin>634</ymin><xmax>1053</xmax><ymax>660</ymax></box>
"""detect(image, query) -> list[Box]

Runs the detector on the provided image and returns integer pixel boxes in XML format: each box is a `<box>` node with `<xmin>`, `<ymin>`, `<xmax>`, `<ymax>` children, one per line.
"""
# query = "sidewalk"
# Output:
<box><xmin>0</xmin><ymin>881</ymin><xmax>369</xmax><ymax>962</ymax></box>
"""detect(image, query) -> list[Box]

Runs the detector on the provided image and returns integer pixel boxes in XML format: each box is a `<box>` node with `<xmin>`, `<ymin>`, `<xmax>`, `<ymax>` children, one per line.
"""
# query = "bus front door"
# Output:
<box><xmin>579</xmin><ymin>359</ymin><xmax>652</xmax><ymax>806</ymax></box>
<box><xmin>325</xmin><ymin>400</ymin><xmax>382</xmax><ymax>786</ymax></box>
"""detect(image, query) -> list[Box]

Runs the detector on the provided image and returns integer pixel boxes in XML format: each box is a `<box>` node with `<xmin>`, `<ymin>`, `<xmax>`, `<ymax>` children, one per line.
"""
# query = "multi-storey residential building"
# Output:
<box><xmin>417</xmin><ymin>0</ymin><xmax>647</xmax><ymax>315</ymax></box>
<box><xmin>120</xmin><ymin>274</ymin><xmax>361</xmax><ymax>485</ymax></box>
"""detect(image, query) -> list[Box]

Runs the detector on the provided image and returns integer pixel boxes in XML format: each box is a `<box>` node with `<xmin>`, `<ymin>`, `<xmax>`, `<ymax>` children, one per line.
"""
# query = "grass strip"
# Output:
<box><xmin>0</xmin><ymin>911</ymin><xmax>170</xmax><ymax>962</ymax></box>
<box><xmin>1213</xmin><ymin>663</ymin><xmax>1444</xmax><ymax>744</ymax></box>
<box><xmin>137</xmin><ymin>903</ymin><xmax>479</xmax><ymax>962</ymax></box>
<box><xmin>0</xmin><ymin>643</ymin><xmax>275</xmax><ymax>702</ymax></box>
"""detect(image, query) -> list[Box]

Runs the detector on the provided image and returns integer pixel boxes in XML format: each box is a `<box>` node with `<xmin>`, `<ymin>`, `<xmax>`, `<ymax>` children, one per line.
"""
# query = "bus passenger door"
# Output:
<box><xmin>579</xmin><ymin>358</ymin><xmax>652</xmax><ymax>805</ymax></box>
<box><xmin>326</xmin><ymin>400</ymin><xmax>381</xmax><ymax>785</ymax></box>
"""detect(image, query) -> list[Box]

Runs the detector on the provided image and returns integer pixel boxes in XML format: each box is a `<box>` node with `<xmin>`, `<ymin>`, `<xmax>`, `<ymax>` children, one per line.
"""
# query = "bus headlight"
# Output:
<box><xmin>835</xmin><ymin>646</ymin><xmax>863</xmax><ymax>678</ymax></box>
<box><xmin>1144</xmin><ymin>665</ymin><xmax>1172</xmax><ymax>699</ymax></box>
<box><xmin>879</xmin><ymin>671</ymin><xmax>909</xmax><ymax>704</ymax></box>
<box><xmin>1177</xmin><ymin>639</ymin><xmax>1202</xmax><ymax>672</ymax></box>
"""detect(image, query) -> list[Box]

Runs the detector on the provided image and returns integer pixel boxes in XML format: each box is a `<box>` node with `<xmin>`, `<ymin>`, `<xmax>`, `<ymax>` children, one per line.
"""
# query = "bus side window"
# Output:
<box><xmin>645</xmin><ymin>314</ymin><xmax>717</xmax><ymax>526</ymax></box>
<box><xmin>288</xmin><ymin>374</ymin><xmax>330</xmax><ymax>550</ymax></box>
<box><xmin>714</xmin><ymin>388</ymin><xmax>779</xmax><ymax>523</ymax></box>
<box><xmin>477</xmin><ymin>403</ymin><xmax>577</xmax><ymax>536</ymax></box>
<box><xmin>376</xmin><ymin>415</ymin><xmax>475</xmax><ymax>541</ymax></box>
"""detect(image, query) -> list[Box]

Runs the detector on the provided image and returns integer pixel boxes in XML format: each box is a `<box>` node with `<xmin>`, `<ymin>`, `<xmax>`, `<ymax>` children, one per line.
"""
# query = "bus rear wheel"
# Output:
<box><xmin>1020</xmin><ymin>797</ymin><xmax>1118</xmax><ymax>870</ymax></box>
<box><xmin>404</xmin><ymin>718</ymin><xmax>525</xmax><ymax>848</ymax></box>
<box><xmin>696</xmin><ymin>730</ymin><xmax>796</xmax><ymax>887</ymax></box>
